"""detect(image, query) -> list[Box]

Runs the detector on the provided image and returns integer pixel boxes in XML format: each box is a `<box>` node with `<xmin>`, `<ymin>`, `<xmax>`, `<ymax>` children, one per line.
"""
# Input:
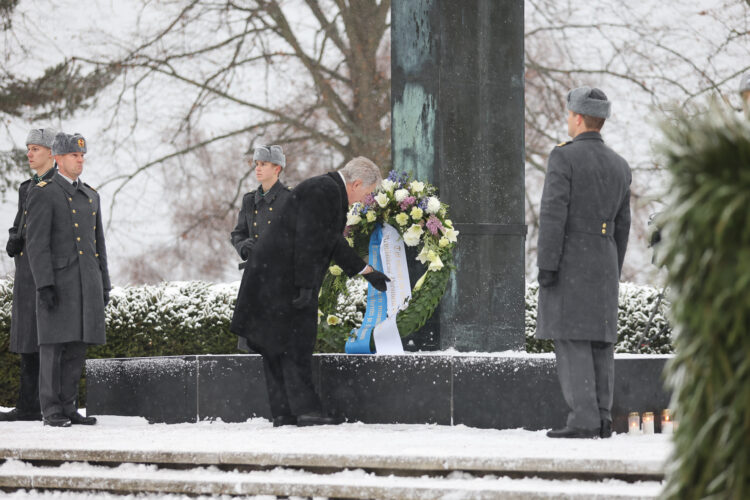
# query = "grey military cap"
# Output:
<box><xmin>739</xmin><ymin>73</ymin><xmax>750</xmax><ymax>94</ymax></box>
<box><xmin>567</xmin><ymin>86</ymin><xmax>611</xmax><ymax>119</ymax></box>
<box><xmin>252</xmin><ymin>144</ymin><xmax>285</xmax><ymax>168</ymax></box>
<box><xmin>52</xmin><ymin>132</ymin><xmax>87</xmax><ymax>155</ymax></box>
<box><xmin>26</xmin><ymin>128</ymin><xmax>58</xmax><ymax>149</ymax></box>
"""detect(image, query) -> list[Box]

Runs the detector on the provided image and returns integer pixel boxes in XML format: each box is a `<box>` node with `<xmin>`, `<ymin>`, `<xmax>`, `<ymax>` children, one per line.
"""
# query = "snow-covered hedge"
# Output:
<box><xmin>0</xmin><ymin>279</ymin><xmax>672</xmax><ymax>406</ymax></box>
<box><xmin>525</xmin><ymin>282</ymin><xmax>672</xmax><ymax>354</ymax></box>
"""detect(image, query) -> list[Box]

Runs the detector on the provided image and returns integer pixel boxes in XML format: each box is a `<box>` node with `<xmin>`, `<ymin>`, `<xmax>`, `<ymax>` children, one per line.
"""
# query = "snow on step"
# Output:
<box><xmin>0</xmin><ymin>459</ymin><xmax>663</xmax><ymax>499</ymax></box>
<box><xmin>0</xmin><ymin>415</ymin><xmax>671</xmax><ymax>478</ymax></box>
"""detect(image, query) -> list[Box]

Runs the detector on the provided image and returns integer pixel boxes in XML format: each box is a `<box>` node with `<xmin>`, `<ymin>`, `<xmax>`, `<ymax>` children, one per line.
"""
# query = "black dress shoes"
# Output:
<box><xmin>600</xmin><ymin>419</ymin><xmax>613</xmax><ymax>438</ymax></box>
<box><xmin>296</xmin><ymin>411</ymin><xmax>345</xmax><ymax>427</ymax></box>
<box><xmin>43</xmin><ymin>413</ymin><xmax>72</xmax><ymax>427</ymax></box>
<box><xmin>272</xmin><ymin>415</ymin><xmax>298</xmax><ymax>427</ymax></box>
<box><xmin>68</xmin><ymin>412</ymin><xmax>97</xmax><ymax>425</ymax></box>
<box><xmin>0</xmin><ymin>408</ymin><xmax>43</xmax><ymax>422</ymax></box>
<box><xmin>546</xmin><ymin>426</ymin><xmax>600</xmax><ymax>439</ymax></box>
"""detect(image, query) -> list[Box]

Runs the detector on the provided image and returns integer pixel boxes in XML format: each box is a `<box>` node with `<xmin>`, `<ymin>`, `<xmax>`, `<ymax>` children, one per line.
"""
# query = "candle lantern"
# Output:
<box><xmin>642</xmin><ymin>411</ymin><xmax>655</xmax><ymax>434</ymax></box>
<box><xmin>661</xmin><ymin>409</ymin><xmax>674</xmax><ymax>434</ymax></box>
<box><xmin>628</xmin><ymin>412</ymin><xmax>641</xmax><ymax>435</ymax></box>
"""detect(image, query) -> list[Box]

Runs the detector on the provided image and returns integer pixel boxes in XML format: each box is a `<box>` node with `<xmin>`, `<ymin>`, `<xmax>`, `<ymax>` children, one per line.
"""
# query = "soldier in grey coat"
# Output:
<box><xmin>230</xmin><ymin>145</ymin><xmax>291</xmax><ymax>352</ymax></box>
<box><xmin>1</xmin><ymin>128</ymin><xmax>57</xmax><ymax>422</ymax></box>
<box><xmin>536</xmin><ymin>87</ymin><xmax>631</xmax><ymax>439</ymax></box>
<box><xmin>25</xmin><ymin>132</ymin><xmax>111</xmax><ymax>427</ymax></box>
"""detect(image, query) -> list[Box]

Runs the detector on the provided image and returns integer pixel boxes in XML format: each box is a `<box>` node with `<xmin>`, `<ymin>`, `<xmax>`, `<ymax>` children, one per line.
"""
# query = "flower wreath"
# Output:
<box><xmin>317</xmin><ymin>171</ymin><xmax>459</xmax><ymax>346</ymax></box>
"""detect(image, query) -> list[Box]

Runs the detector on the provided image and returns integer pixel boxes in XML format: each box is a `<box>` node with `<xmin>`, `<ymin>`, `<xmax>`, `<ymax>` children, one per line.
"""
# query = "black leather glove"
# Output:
<box><xmin>104</xmin><ymin>290</ymin><xmax>110</xmax><ymax>307</ymax></box>
<box><xmin>292</xmin><ymin>288</ymin><xmax>314</xmax><ymax>309</ymax></box>
<box><xmin>6</xmin><ymin>238</ymin><xmax>23</xmax><ymax>258</ymax></box>
<box><xmin>363</xmin><ymin>269</ymin><xmax>390</xmax><ymax>292</ymax></box>
<box><xmin>538</xmin><ymin>269</ymin><xmax>559</xmax><ymax>288</ymax></box>
<box><xmin>239</xmin><ymin>239</ymin><xmax>255</xmax><ymax>260</ymax></box>
<box><xmin>38</xmin><ymin>286</ymin><xmax>58</xmax><ymax>309</ymax></box>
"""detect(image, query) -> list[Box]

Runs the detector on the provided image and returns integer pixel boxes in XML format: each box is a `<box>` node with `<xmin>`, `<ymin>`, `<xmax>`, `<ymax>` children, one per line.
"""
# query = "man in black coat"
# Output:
<box><xmin>25</xmin><ymin>133</ymin><xmax>111</xmax><ymax>427</ymax></box>
<box><xmin>230</xmin><ymin>145</ymin><xmax>291</xmax><ymax>353</ymax></box>
<box><xmin>231</xmin><ymin>156</ymin><xmax>389</xmax><ymax>426</ymax></box>
<box><xmin>1</xmin><ymin>128</ymin><xmax>57</xmax><ymax>422</ymax></box>
<box><xmin>536</xmin><ymin>87</ymin><xmax>631</xmax><ymax>439</ymax></box>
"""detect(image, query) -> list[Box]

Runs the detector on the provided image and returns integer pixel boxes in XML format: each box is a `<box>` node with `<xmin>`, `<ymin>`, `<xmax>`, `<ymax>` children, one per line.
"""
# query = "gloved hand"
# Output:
<box><xmin>538</xmin><ymin>269</ymin><xmax>559</xmax><ymax>288</ymax></box>
<box><xmin>363</xmin><ymin>269</ymin><xmax>390</xmax><ymax>292</ymax></box>
<box><xmin>6</xmin><ymin>238</ymin><xmax>23</xmax><ymax>258</ymax></box>
<box><xmin>240</xmin><ymin>239</ymin><xmax>255</xmax><ymax>260</ymax></box>
<box><xmin>38</xmin><ymin>286</ymin><xmax>58</xmax><ymax>309</ymax></box>
<box><xmin>104</xmin><ymin>290</ymin><xmax>110</xmax><ymax>307</ymax></box>
<box><xmin>292</xmin><ymin>288</ymin><xmax>314</xmax><ymax>309</ymax></box>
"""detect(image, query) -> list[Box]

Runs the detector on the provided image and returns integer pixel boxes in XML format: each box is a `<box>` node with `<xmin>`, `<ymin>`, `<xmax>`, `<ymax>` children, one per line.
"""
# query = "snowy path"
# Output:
<box><xmin>0</xmin><ymin>412</ymin><xmax>671</xmax><ymax>499</ymax></box>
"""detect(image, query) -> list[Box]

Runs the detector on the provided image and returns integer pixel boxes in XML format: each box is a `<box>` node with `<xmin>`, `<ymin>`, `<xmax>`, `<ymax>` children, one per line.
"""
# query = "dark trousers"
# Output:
<box><xmin>15</xmin><ymin>352</ymin><xmax>41</xmax><ymax>415</ymax></box>
<box><xmin>38</xmin><ymin>342</ymin><xmax>87</xmax><ymax>418</ymax></box>
<box><xmin>554</xmin><ymin>339</ymin><xmax>614</xmax><ymax>430</ymax></box>
<box><xmin>262</xmin><ymin>349</ymin><xmax>321</xmax><ymax>418</ymax></box>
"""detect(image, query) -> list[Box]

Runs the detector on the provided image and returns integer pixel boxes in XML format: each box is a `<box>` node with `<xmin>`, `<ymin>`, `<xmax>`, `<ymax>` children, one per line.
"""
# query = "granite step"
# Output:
<box><xmin>0</xmin><ymin>458</ymin><xmax>663</xmax><ymax>499</ymax></box>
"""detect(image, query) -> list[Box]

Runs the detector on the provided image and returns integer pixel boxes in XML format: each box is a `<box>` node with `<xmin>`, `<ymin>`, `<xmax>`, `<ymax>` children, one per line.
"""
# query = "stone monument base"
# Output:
<box><xmin>86</xmin><ymin>353</ymin><xmax>672</xmax><ymax>434</ymax></box>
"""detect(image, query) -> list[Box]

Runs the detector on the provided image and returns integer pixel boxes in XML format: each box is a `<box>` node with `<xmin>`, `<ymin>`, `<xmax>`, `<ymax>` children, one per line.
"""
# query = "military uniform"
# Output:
<box><xmin>25</xmin><ymin>134</ymin><xmax>110</xmax><ymax>422</ymax></box>
<box><xmin>230</xmin><ymin>179</ymin><xmax>291</xmax><ymax>352</ymax></box>
<box><xmin>536</xmin><ymin>130</ymin><xmax>631</xmax><ymax>432</ymax></box>
<box><xmin>3</xmin><ymin>167</ymin><xmax>56</xmax><ymax>419</ymax></box>
<box><xmin>231</xmin><ymin>180</ymin><xmax>291</xmax><ymax>259</ymax></box>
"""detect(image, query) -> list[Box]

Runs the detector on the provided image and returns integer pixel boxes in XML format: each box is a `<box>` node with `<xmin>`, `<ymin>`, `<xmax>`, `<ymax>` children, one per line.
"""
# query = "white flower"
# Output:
<box><xmin>428</xmin><ymin>255</ymin><xmax>444</xmax><ymax>272</ymax></box>
<box><xmin>366</xmin><ymin>211</ymin><xmax>377</xmax><ymax>222</ymax></box>
<box><xmin>403</xmin><ymin>224</ymin><xmax>423</xmax><ymax>247</ymax></box>
<box><xmin>427</xmin><ymin>250</ymin><xmax>438</xmax><ymax>262</ymax></box>
<box><xmin>395</xmin><ymin>212</ymin><xmax>409</xmax><ymax>226</ymax></box>
<box><xmin>439</xmin><ymin>237</ymin><xmax>450</xmax><ymax>248</ymax></box>
<box><xmin>347</xmin><ymin>213</ymin><xmax>362</xmax><ymax>226</ymax></box>
<box><xmin>416</xmin><ymin>247</ymin><xmax>430</xmax><ymax>264</ymax></box>
<box><xmin>394</xmin><ymin>189</ymin><xmax>409</xmax><ymax>202</ymax></box>
<box><xmin>327</xmin><ymin>314</ymin><xmax>340</xmax><ymax>326</ymax></box>
<box><xmin>375</xmin><ymin>192</ymin><xmax>389</xmax><ymax>208</ymax></box>
<box><xmin>345</xmin><ymin>237</ymin><xmax>354</xmax><ymax>247</ymax></box>
<box><xmin>410</xmin><ymin>180</ymin><xmax>425</xmax><ymax>193</ymax></box>
<box><xmin>410</xmin><ymin>207</ymin><xmax>424</xmax><ymax>220</ymax></box>
<box><xmin>329</xmin><ymin>265</ymin><xmax>343</xmax><ymax>276</ymax></box>
<box><xmin>426</xmin><ymin>196</ymin><xmax>441</xmax><ymax>214</ymax></box>
<box><xmin>414</xmin><ymin>272</ymin><xmax>427</xmax><ymax>291</ymax></box>
<box><xmin>443</xmin><ymin>226</ymin><xmax>459</xmax><ymax>243</ymax></box>
<box><xmin>381</xmin><ymin>179</ymin><xmax>396</xmax><ymax>193</ymax></box>
<box><xmin>444</xmin><ymin>219</ymin><xmax>453</xmax><ymax>228</ymax></box>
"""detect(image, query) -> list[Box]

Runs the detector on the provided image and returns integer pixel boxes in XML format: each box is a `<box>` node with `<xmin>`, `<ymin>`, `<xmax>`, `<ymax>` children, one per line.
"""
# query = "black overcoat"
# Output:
<box><xmin>536</xmin><ymin>132</ymin><xmax>631</xmax><ymax>342</ymax></box>
<box><xmin>7</xmin><ymin>168</ymin><xmax>56</xmax><ymax>353</ymax></box>
<box><xmin>230</xmin><ymin>173</ymin><xmax>365</xmax><ymax>355</ymax></box>
<box><xmin>25</xmin><ymin>173</ymin><xmax>111</xmax><ymax>345</ymax></box>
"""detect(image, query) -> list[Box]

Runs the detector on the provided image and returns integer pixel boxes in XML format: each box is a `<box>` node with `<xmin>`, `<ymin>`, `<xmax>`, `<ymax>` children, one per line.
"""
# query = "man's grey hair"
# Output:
<box><xmin>340</xmin><ymin>156</ymin><xmax>382</xmax><ymax>188</ymax></box>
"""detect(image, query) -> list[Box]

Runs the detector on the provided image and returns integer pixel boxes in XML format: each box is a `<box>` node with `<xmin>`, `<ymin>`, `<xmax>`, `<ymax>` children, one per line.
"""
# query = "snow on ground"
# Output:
<box><xmin>0</xmin><ymin>407</ymin><xmax>670</xmax><ymax>499</ymax></box>
<box><xmin>0</xmin><ymin>411</ymin><xmax>672</xmax><ymax>468</ymax></box>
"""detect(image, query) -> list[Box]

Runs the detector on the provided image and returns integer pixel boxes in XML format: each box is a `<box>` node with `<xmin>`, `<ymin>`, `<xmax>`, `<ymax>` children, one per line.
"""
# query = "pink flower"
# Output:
<box><xmin>343</xmin><ymin>226</ymin><xmax>352</xmax><ymax>237</ymax></box>
<box><xmin>399</xmin><ymin>196</ymin><xmax>416</xmax><ymax>210</ymax></box>
<box><xmin>363</xmin><ymin>193</ymin><xmax>376</xmax><ymax>207</ymax></box>
<box><xmin>426</xmin><ymin>215</ymin><xmax>444</xmax><ymax>236</ymax></box>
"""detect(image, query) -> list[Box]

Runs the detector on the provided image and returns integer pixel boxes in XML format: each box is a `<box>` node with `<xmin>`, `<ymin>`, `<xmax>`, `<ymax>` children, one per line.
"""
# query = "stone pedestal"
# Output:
<box><xmin>392</xmin><ymin>0</ymin><xmax>526</xmax><ymax>351</ymax></box>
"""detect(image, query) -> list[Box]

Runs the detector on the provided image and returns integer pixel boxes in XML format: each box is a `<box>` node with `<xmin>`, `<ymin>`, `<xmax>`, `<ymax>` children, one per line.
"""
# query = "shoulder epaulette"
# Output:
<box><xmin>556</xmin><ymin>141</ymin><xmax>572</xmax><ymax>148</ymax></box>
<box><xmin>36</xmin><ymin>181</ymin><xmax>49</xmax><ymax>188</ymax></box>
<box><xmin>84</xmin><ymin>182</ymin><xmax>97</xmax><ymax>192</ymax></box>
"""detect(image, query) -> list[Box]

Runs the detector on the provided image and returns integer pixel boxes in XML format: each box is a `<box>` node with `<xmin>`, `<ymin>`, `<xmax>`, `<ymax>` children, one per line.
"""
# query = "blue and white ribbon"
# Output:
<box><xmin>346</xmin><ymin>224</ymin><xmax>388</xmax><ymax>354</ymax></box>
<box><xmin>346</xmin><ymin>223</ymin><xmax>408</xmax><ymax>354</ymax></box>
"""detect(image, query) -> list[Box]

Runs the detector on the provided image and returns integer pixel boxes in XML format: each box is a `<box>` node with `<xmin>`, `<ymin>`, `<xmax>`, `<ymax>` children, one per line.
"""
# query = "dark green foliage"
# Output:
<box><xmin>0</xmin><ymin>61</ymin><xmax>121</xmax><ymax>120</ymax></box>
<box><xmin>658</xmin><ymin>103</ymin><xmax>750</xmax><ymax>500</ymax></box>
